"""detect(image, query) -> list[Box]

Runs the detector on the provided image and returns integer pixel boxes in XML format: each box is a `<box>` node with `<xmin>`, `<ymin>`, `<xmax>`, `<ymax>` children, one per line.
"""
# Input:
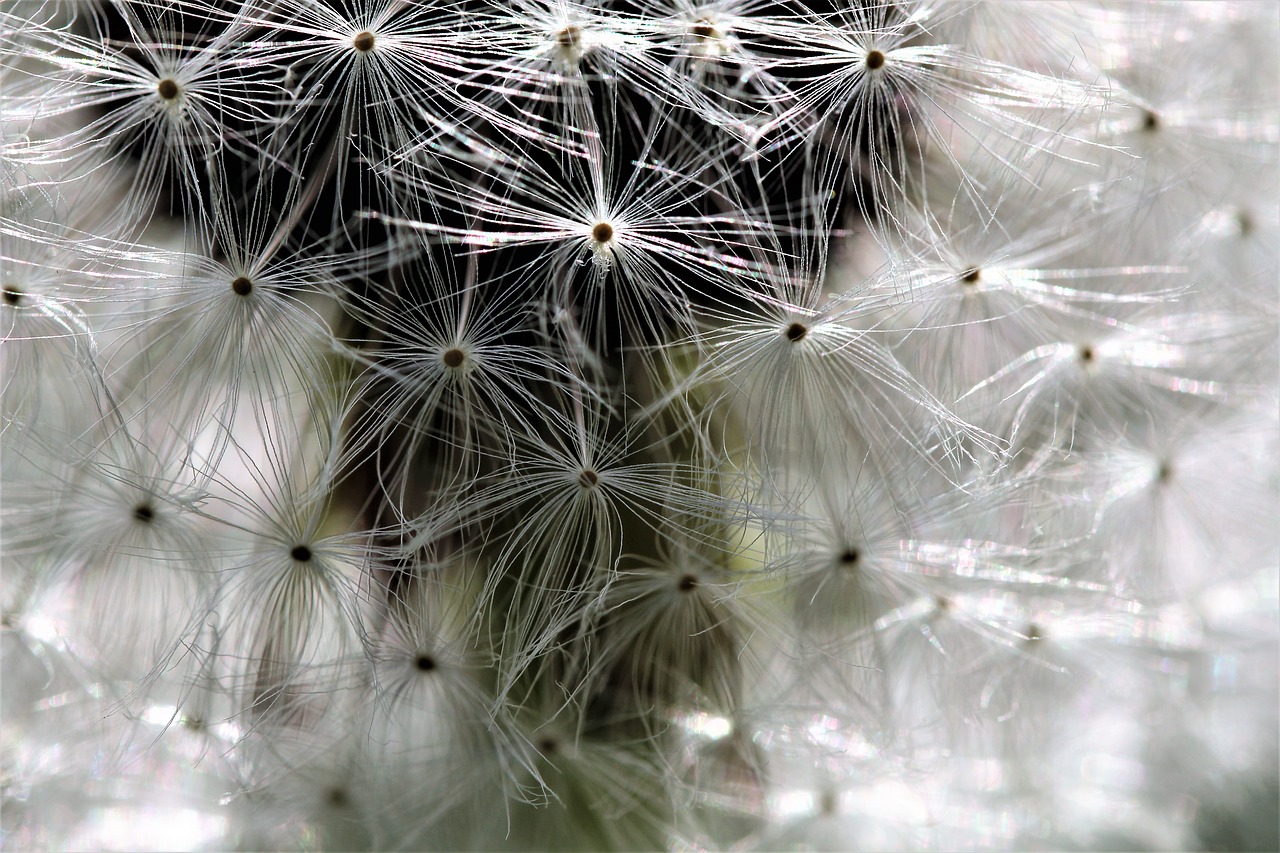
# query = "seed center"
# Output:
<box><xmin>231</xmin><ymin>276</ymin><xmax>253</xmax><ymax>296</ymax></box>
<box><xmin>3</xmin><ymin>286</ymin><xmax>23</xmax><ymax>307</ymax></box>
<box><xmin>442</xmin><ymin>348</ymin><xmax>466</xmax><ymax>368</ymax></box>
<box><xmin>157</xmin><ymin>78</ymin><xmax>180</xmax><ymax>100</ymax></box>
<box><xmin>291</xmin><ymin>544</ymin><xmax>313</xmax><ymax>562</ymax></box>
<box><xmin>353</xmin><ymin>31</ymin><xmax>375</xmax><ymax>52</ymax></box>
<box><xmin>591</xmin><ymin>221</ymin><xmax>614</xmax><ymax>244</ymax></box>
<box><xmin>864</xmin><ymin>50</ymin><xmax>885</xmax><ymax>70</ymax></box>
<box><xmin>785</xmin><ymin>322</ymin><xmax>808</xmax><ymax>342</ymax></box>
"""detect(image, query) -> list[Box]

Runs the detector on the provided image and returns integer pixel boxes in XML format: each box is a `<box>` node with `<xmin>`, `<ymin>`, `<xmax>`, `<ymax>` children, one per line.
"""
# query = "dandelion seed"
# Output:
<box><xmin>591</xmin><ymin>220</ymin><xmax>614</xmax><ymax>245</ymax></box>
<box><xmin>156</xmin><ymin>78</ymin><xmax>180</xmax><ymax>101</ymax></box>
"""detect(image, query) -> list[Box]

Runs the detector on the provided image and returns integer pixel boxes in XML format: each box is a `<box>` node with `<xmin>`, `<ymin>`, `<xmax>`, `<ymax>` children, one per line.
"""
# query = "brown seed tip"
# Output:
<box><xmin>1078</xmin><ymin>344</ymin><xmax>1095</xmax><ymax>364</ymax></box>
<box><xmin>865</xmin><ymin>50</ymin><xmax>885</xmax><ymax>70</ymax></box>
<box><xmin>557</xmin><ymin>24</ymin><xmax>581</xmax><ymax>50</ymax></box>
<box><xmin>442</xmin><ymin>348</ymin><xmax>465</xmax><ymax>368</ymax></box>
<box><xmin>415</xmin><ymin>654</ymin><xmax>436</xmax><ymax>672</ymax></box>
<box><xmin>962</xmin><ymin>268</ymin><xmax>981</xmax><ymax>285</ymax></box>
<box><xmin>1142</xmin><ymin>109</ymin><xmax>1159</xmax><ymax>132</ymax></box>
<box><xmin>838</xmin><ymin>548</ymin><xmax>859</xmax><ymax>566</ymax></box>
<box><xmin>353</xmin><ymin>31</ymin><xmax>375</xmax><ymax>52</ymax></box>
<box><xmin>677</xmin><ymin>574</ymin><xmax>698</xmax><ymax>592</ymax></box>
<box><xmin>231</xmin><ymin>276</ymin><xmax>253</xmax><ymax>296</ymax></box>
<box><xmin>692</xmin><ymin>19</ymin><xmax>717</xmax><ymax>39</ymax></box>
<box><xmin>592</xmin><ymin>221</ymin><xmax>614</xmax><ymax>244</ymax></box>
<box><xmin>578</xmin><ymin>469</ymin><xmax>599</xmax><ymax>489</ymax></box>
<box><xmin>133</xmin><ymin>504</ymin><xmax>154</xmax><ymax>523</ymax></box>
<box><xmin>157</xmin><ymin>78</ymin><xmax>180</xmax><ymax>100</ymax></box>
<box><xmin>3</xmin><ymin>286</ymin><xmax>23</xmax><ymax>306</ymax></box>
<box><xmin>291</xmin><ymin>544</ymin><xmax>312</xmax><ymax>562</ymax></box>
<box><xmin>785</xmin><ymin>322</ymin><xmax>808</xmax><ymax>342</ymax></box>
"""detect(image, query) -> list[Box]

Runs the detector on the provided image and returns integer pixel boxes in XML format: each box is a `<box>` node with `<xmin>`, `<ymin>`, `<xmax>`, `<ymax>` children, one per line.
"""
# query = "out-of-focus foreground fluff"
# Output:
<box><xmin>2</xmin><ymin>1</ymin><xmax>1277</xmax><ymax>850</ymax></box>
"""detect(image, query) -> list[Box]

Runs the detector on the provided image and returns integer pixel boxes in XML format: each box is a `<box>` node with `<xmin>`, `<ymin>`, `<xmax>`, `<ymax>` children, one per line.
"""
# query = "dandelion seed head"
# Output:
<box><xmin>327</xmin><ymin>788</ymin><xmax>349</xmax><ymax>808</ymax></box>
<box><xmin>231</xmin><ymin>276</ymin><xmax>253</xmax><ymax>297</ymax></box>
<box><xmin>838</xmin><ymin>547</ymin><xmax>860</xmax><ymax>567</ymax></box>
<box><xmin>784</xmin><ymin>322</ymin><xmax>808</xmax><ymax>342</ymax></box>
<box><xmin>864</xmin><ymin>49</ymin><xmax>886</xmax><ymax>71</ymax></box>
<box><xmin>538</xmin><ymin>735</ymin><xmax>559</xmax><ymax>754</ymax></box>
<box><xmin>414</xmin><ymin>654</ymin><xmax>436</xmax><ymax>672</ymax></box>
<box><xmin>3</xmin><ymin>286</ymin><xmax>23</xmax><ymax>307</ymax></box>
<box><xmin>692</xmin><ymin>18</ymin><xmax>719</xmax><ymax>40</ymax></box>
<box><xmin>442</xmin><ymin>347</ymin><xmax>466</xmax><ymax>369</ymax></box>
<box><xmin>353</xmin><ymin>31</ymin><xmax>376</xmax><ymax>53</ymax></box>
<box><xmin>677</xmin><ymin>574</ymin><xmax>699</xmax><ymax>593</ymax></box>
<box><xmin>961</xmin><ymin>268</ymin><xmax>982</xmax><ymax>285</ymax></box>
<box><xmin>132</xmin><ymin>504</ymin><xmax>154</xmax><ymax>523</ymax></box>
<box><xmin>688</xmin><ymin>16</ymin><xmax>732</xmax><ymax>58</ymax></box>
<box><xmin>1025</xmin><ymin>622</ymin><xmax>1044</xmax><ymax>643</ymax></box>
<box><xmin>156</xmin><ymin>78</ymin><xmax>180</xmax><ymax>101</ymax></box>
<box><xmin>578</xmin><ymin>468</ymin><xmax>599</xmax><ymax>489</ymax></box>
<box><xmin>1079</xmin><ymin>344</ymin><xmax>1096</xmax><ymax>365</ymax></box>
<box><xmin>591</xmin><ymin>221</ymin><xmax>614</xmax><ymax>245</ymax></box>
<box><xmin>290</xmin><ymin>544</ymin><xmax>313</xmax><ymax>563</ymax></box>
<box><xmin>555</xmin><ymin>23</ymin><xmax>584</xmax><ymax>63</ymax></box>
<box><xmin>1142</xmin><ymin>109</ymin><xmax>1160</xmax><ymax>132</ymax></box>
